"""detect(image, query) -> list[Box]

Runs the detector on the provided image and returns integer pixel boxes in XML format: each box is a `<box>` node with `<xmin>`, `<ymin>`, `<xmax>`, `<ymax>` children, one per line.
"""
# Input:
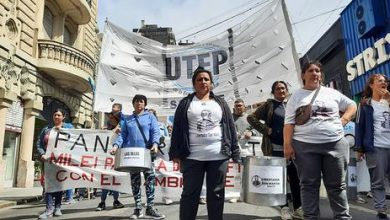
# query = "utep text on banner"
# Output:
<box><xmin>94</xmin><ymin>0</ymin><xmax>301</xmax><ymax>115</ymax></box>
<box><xmin>44</xmin><ymin>128</ymin><xmax>132</xmax><ymax>193</ymax></box>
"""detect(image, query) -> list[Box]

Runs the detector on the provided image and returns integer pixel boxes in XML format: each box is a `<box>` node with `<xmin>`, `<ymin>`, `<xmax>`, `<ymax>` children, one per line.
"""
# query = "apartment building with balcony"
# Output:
<box><xmin>0</xmin><ymin>0</ymin><xmax>99</xmax><ymax>189</ymax></box>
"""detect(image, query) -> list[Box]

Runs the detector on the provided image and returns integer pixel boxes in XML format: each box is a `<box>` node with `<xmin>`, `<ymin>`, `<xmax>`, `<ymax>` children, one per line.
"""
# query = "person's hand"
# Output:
<box><xmin>41</xmin><ymin>154</ymin><xmax>48</xmax><ymax>161</ymax></box>
<box><xmin>268</xmin><ymin>128</ymin><xmax>272</xmax><ymax>135</ymax></box>
<box><xmin>284</xmin><ymin>143</ymin><xmax>295</xmax><ymax>160</ymax></box>
<box><xmin>110</xmin><ymin>145</ymin><xmax>118</xmax><ymax>155</ymax></box>
<box><xmin>380</xmin><ymin>88</ymin><xmax>390</xmax><ymax>101</ymax></box>
<box><xmin>244</xmin><ymin>130</ymin><xmax>252</xmax><ymax>139</ymax></box>
<box><xmin>356</xmin><ymin>152</ymin><xmax>365</xmax><ymax>161</ymax></box>
<box><xmin>150</xmin><ymin>143</ymin><xmax>159</xmax><ymax>154</ymax></box>
<box><xmin>341</xmin><ymin>118</ymin><xmax>349</xmax><ymax>126</ymax></box>
<box><xmin>172</xmin><ymin>158</ymin><xmax>181</xmax><ymax>167</ymax></box>
<box><xmin>114</xmin><ymin>127</ymin><xmax>121</xmax><ymax>134</ymax></box>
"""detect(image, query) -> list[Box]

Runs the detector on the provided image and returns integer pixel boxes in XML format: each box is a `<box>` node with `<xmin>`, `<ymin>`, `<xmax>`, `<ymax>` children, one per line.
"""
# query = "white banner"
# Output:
<box><xmin>44</xmin><ymin>129</ymin><xmax>132</xmax><ymax>193</ymax></box>
<box><xmin>44</xmin><ymin>129</ymin><xmax>242</xmax><ymax>198</ymax></box>
<box><xmin>154</xmin><ymin>159</ymin><xmax>242</xmax><ymax>199</ymax></box>
<box><xmin>94</xmin><ymin>0</ymin><xmax>301</xmax><ymax>115</ymax></box>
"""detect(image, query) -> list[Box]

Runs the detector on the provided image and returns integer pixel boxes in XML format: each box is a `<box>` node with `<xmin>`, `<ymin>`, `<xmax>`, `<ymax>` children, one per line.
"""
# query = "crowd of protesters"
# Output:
<box><xmin>36</xmin><ymin>63</ymin><xmax>390</xmax><ymax>220</ymax></box>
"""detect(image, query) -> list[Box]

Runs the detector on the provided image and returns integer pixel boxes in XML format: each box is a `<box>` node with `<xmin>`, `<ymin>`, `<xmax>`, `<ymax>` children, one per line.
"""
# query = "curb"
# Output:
<box><xmin>0</xmin><ymin>200</ymin><xmax>17</xmax><ymax>209</ymax></box>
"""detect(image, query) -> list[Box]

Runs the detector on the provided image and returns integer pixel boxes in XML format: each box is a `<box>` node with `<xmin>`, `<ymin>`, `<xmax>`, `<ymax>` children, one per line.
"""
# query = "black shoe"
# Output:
<box><xmin>130</xmin><ymin>209</ymin><xmax>144</xmax><ymax>219</ymax></box>
<box><xmin>113</xmin><ymin>200</ymin><xmax>124</xmax><ymax>209</ymax></box>
<box><xmin>146</xmin><ymin>207</ymin><xmax>165</xmax><ymax>219</ymax></box>
<box><xmin>377</xmin><ymin>212</ymin><xmax>388</xmax><ymax>220</ymax></box>
<box><xmin>96</xmin><ymin>202</ymin><xmax>106</xmax><ymax>211</ymax></box>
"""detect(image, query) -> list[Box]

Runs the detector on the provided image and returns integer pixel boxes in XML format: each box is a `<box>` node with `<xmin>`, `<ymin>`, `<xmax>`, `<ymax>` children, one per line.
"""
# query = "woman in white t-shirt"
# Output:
<box><xmin>169</xmin><ymin>67</ymin><xmax>240</xmax><ymax>220</ymax></box>
<box><xmin>284</xmin><ymin>61</ymin><xmax>357</xmax><ymax>220</ymax></box>
<box><xmin>355</xmin><ymin>74</ymin><xmax>390</xmax><ymax>220</ymax></box>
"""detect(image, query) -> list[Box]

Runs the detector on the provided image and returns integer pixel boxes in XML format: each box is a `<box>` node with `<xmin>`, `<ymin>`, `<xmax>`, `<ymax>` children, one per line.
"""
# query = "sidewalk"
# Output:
<box><xmin>0</xmin><ymin>187</ymin><xmax>43</xmax><ymax>208</ymax></box>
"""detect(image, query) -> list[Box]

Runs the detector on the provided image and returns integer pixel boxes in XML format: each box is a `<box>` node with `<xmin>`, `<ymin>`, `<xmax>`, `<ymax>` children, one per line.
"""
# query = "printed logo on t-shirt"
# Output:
<box><xmin>312</xmin><ymin>100</ymin><xmax>333</xmax><ymax>117</ymax></box>
<box><xmin>381</xmin><ymin>111</ymin><xmax>390</xmax><ymax>130</ymax></box>
<box><xmin>197</xmin><ymin>110</ymin><xmax>215</xmax><ymax>132</ymax></box>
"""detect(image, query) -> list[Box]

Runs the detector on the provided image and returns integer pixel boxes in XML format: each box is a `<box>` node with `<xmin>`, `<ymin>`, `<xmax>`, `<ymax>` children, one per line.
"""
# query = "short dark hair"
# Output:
<box><xmin>192</xmin><ymin>66</ymin><xmax>213</xmax><ymax>86</ymax></box>
<box><xmin>271</xmin><ymin>81</ymin><xmax>288</xmax><ymax>94</ymax></box>
<box><xmin>132</xmin><ymin>94</ymin><xmax>147</xmax><ymax>106</ymax></box>
<box><xmin>301</xmin><ymin>60</ymin><xmax>324</xmax><ymax>85</ymax></box>
<box><xmin>53</xmin><ymin>108</ymin><xmax>66</xmax><ymax>118</ymax></box>
<box><xmin>234</xmin><ymin>98</ymin><xmax>244</xmax><ymax>104</ymax></box>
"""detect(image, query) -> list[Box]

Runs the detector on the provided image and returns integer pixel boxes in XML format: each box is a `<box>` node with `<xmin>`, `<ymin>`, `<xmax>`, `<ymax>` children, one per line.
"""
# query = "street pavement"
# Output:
<box><xmin>0</xmin><ymin>192</ymin><xmax>381</xmax><ymax>220</ymax></box>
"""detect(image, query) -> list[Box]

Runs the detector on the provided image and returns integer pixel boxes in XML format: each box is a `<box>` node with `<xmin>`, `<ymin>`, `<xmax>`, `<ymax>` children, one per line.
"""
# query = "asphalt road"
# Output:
<box><xmin>0</xmin><ymin>193</ymin><xmax>381</xmax><ymax>220</ymax></box>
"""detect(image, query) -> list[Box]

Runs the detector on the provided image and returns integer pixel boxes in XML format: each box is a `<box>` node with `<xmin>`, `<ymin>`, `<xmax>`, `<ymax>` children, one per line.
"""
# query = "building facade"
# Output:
<box><xmin>133</xmin><ymin>20</ymin><xmax>176</xmax><ymax>45</ymax></box>
<box><xmin>300</xmin><ymin>19</ymin><xmax>352</xmax><ymax>98</ymax></box>
<box><xmin>0</xmin><ymin>0</ymin><xmax>99</xmax><ymax>189</ymax></box>
<box><xmin>341</xmin><ymin>0</ymin><xmax>390</xmax><ymax>99</ymax></box>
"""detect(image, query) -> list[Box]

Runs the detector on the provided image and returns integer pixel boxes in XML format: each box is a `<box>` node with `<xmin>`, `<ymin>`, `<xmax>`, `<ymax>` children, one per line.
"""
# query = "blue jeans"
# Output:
<box><xmin>65</xmin><ymin>189</ymin><xmax>73</xmax><ymax>201</ymax></box>
<box><xmin>101</xmin><ymin>189</ymin><xmax>119</xmax><ymax>202</ymax></box>
<box><xmin>46</xmin><ymin>191</ymin><xmax>62</xmax><ymax>211</ymax></box>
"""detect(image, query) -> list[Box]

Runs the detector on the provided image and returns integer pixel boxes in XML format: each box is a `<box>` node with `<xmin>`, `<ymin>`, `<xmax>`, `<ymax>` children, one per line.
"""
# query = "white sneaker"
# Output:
<box><xmin>291</xmin><ymin>207</ymin><xmax>304</xmax><ymax>219</ymax></box>
<box><xmin>228</xmin><ymin>198</ymin><xmax>238</xmax><ymax>203</ymax></box>
<box><xmin>281</xmin><ymin>207</ymin><xmax>292</xmax><ymax>220</ymax></box>
<box><xmin>162</xmin><ymin>197</ymin><xmax>173</xmax><ymax>205</ymax></box>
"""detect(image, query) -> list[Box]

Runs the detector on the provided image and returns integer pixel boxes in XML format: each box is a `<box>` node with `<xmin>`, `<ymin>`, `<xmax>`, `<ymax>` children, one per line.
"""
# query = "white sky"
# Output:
<box><xmin>97</xmin><ymin>0</ymin><xmax>352</xmax><ymax>56</ymax></box>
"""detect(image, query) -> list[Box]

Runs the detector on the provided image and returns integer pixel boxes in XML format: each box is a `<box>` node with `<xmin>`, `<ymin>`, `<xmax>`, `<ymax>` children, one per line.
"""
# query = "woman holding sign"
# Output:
<box><xmin>169</xmin><ymin>67</ymin><xmax>241</xmax><ymax>220</ymax></box>
<box><xmin>284</xmin><ymin>61</ymin><xmax>356</xmax><ymax>219</ymax></box>
<box><xmin>112</xmin><ymin>94</ymin><xmax>164</xmax><ymax>219</ymax></box>
<box><xmin>37</xmin><ymin>108</ymin><xmax>74</xmax><ymax>219</ymax></box>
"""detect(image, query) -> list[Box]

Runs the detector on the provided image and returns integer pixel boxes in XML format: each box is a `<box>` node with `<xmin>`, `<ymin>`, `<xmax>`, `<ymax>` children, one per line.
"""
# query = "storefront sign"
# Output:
<box><xmin>346</xmin><ymin>32</ymin><xmax>390</xmax><ymax>81</ymax></box>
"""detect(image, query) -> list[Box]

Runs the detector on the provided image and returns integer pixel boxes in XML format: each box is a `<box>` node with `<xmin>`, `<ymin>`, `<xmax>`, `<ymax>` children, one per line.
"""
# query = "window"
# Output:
<box><xmin>43</xmin><ymin>6</ymin><xmax>54</xmax><ymax>39</ymax></box>
<box><xmin>63</xmin><ymin>26</ymin><xmax>72</xmax><ymax>45</ymax></box>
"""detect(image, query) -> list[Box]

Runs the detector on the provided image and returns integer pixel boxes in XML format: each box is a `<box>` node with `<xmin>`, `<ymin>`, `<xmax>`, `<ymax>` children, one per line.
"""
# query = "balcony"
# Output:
<box><xmin>37</xmin><ymin>39</ymin><xmax>95</xmax><ymax>93</ymax></box>
<box><xmin>56</xmin><ymin>0</ymin><xmax>92</xmax><ymax>25</ymax></box>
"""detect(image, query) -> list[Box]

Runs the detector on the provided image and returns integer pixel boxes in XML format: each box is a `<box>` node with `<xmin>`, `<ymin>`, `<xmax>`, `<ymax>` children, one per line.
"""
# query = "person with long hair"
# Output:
<box><xmin>37</xmin><ymin>108</ymin><xmax>74</xmax><ymax>219</ymax></box>
<box><xmin>355</xmin><ymin>74</ymin><xmax>390</xmax><ymax>220</ymax></box>
<box><xmin>284</xmin><ymin>61</ymin><xmax>356</xmax><ymax>219</ymax></box>
<box><xmin>169</xmin><ymin>67</ymin><xmax>240</xmax><ymax>220</ymax></box>
<box><xmin>247</xmin><ymin>81</ymin><xmax>302</xmax><ymax>220</ymax></box>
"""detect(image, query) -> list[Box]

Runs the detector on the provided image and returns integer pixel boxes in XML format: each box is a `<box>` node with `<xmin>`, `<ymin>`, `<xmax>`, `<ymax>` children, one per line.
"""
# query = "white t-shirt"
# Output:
<box><xmin>372</xmin><ymin>99</ymin><xmax>390</xmax><ymax>149</ymax></box>
<box><xmin>285</xmin><ymin>86</ymin><xmax>356</xmax><ymax>143</ymax></box>
<box><xmin>187</xmin><ymin>96</ymin><xmax>228</xmax><ymax>161</ymax></box>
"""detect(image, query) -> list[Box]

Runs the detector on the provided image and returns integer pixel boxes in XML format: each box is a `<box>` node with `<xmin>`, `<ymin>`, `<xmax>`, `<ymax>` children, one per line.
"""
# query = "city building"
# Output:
<box><xmin>300</xmin><ymin>0</ymin><xmax>390</xmax><ymax>101</ymax></box>
<box><xmin>133</xmin><ymin>20</ymin><xmax>176</xmax><ymax>45</ymax></box>
<box><xmin>0</xmin><ymin>0</ymin><xmax>99</xmax><ymax>189</ymax></box>
<box><xmin>299</xmin><ymin>19</ymin><xmax>352</xmax><ymax>98</ymax></box>
<box><xmin>340</xmin><ymin>0</ymin><xmax>390</xmax><ymax>99</ymax></box>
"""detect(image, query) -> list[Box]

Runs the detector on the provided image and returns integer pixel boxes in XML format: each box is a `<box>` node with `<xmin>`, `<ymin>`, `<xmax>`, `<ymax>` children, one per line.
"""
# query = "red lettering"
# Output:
<box><xmin>227</xmin><ymin>162</ymin><xmax>234</xmax><ymax>173</ymax></box>
<box><xmin>225</xmin><ymin>175</ymin><xmax>234</xmax><ymax>187</ymax></box>
<box><xmin>156</xmin><ymin>160</ymin><xmax>167</xmax><ymax>172</ymax></box>
<box><xmin>155</xmin><ymin>176</ymin><xmax>167</xmax><ymax>186</ymax></box>
<box><xmin>112</xmin><ymin>176</ymin><xmax>121</xmax><ymax>185</ymax></box>
<box><xmin>94</xmin><ymin>156</ymin><xmax>98</xmax><ymax>168</ymax></box>
<box><xmin>80</xmin><ymin>155</ymin><xmax>94</xmax><ymax>167</ymax></box>
<box><xmin>101</xmin><ymin>174</ymin><xmax>110</xmax><ymax>185</ymax></box>
<box><xmin>167</xmin><ymin>177</ymin><xmax>178</xmax><ymax>187</ymax></box>
<box><xmin>69</xmin><ymin>156</ymin><xmax>79</xmax><ymax>166</ymax></box>
<box><xmin>81</xmin><ymin>172</ymin><xmax>94</xmax><ymax>182</ymax></box>
<box><xmin>70</xmin><ymin>172</ymin><xmax>81</xmax><ymax>180</ymax></box>
<box><xmin>104</xmin><ymin>157</ymin><xmax>114</xmax><ymax>169</ymax></box>
<box><xmin>56</xmin><ymin>170</ymin><xmax>67</xmax><ymax>182</ymax></box>
<box><xmin>49</xmin><ymin>153</ymin><xmax>67</xmax><ymax>165</ymax></box>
